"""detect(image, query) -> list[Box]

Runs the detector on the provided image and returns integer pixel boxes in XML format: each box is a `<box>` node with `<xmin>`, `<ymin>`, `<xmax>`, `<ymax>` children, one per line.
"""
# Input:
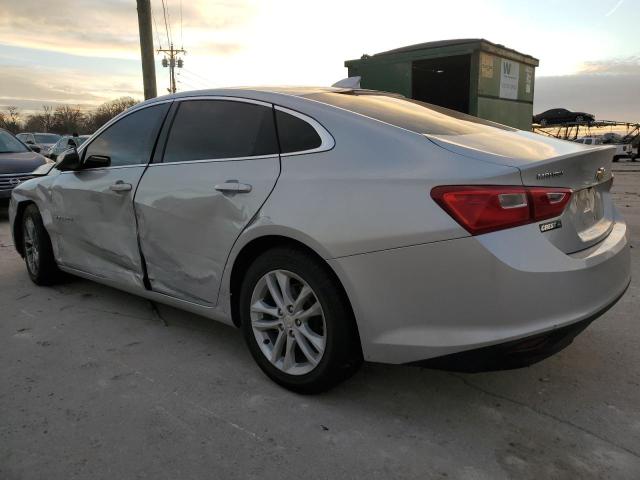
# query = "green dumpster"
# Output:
<box><xmin>345</xmin><ymin>39</ymin><xmax>539</xmax><ymax>130</ymax></box>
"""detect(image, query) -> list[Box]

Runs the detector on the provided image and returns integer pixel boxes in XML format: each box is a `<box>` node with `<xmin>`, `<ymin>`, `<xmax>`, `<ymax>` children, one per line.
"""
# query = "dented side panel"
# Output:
<box><xmin>134</xmin><ymin>157</ymin><xmax>281</xmax><ymax>305</ymax></box>
<box><xmin>50</xmin><ymin>167</ymin><xmax>147</xmax><ymax>288</ymax></box>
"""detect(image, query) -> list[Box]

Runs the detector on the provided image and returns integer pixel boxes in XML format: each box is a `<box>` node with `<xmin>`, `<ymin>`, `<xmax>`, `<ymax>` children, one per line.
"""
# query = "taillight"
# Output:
<box><xmin>431</xmin><ymin>185</ymin><xmax>572</xmax><ymax>235</ymax></box>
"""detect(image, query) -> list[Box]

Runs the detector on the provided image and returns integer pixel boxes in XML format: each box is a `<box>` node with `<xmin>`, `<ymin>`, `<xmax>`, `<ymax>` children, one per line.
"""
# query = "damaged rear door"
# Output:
<box><xmin>50</xmin><ymin>102</ymin><xmax>171</xmax><ymax>287</ymax></box>
<box><xmin>134</xmin><ymin>98</ymin><xmax>281</xmax><ymax>305</ymax></box>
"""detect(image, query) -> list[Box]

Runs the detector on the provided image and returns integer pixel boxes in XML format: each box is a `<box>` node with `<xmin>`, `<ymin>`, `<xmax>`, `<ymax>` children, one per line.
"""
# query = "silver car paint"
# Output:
<box><xmin>50</xmin><ymin>166</ymin><xmax>147</xmax><ymax>288</ymax></box>
<box><xmin>9</xmin><ymin>87</ymin><xmax>631</xmax><ymax>364</ymax></box>
<box><xmin>136</xmin><ymin>156</ymin><xmax>281</xmax><ymax>305</ymax></box>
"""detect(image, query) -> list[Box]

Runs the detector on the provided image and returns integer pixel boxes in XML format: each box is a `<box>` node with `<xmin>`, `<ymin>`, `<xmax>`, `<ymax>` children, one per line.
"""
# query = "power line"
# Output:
<box><xmin>176</xmin><ymin>76</ymin><xmax>202</xmax><ymax>91</ymax></box>
<box><xmin>178</xmin><ymin>75</ymin><xmax>207</xmax><ymax>91</ymax></box>
<box><xmin>181</xmin><ymin>68</ymin><xmax>209</xmax><ymax>84</ymax></box>
<box><xmin>150</xmin><ymin>0</ymin><xmax>162</xmax><ymax>49</ymax></box>
<box><xmin>179</xmin><ymin>70</ymin><xmax>208</xmax><ymax>89</ymax></box>
<box><xmin>160</xmin><ymin>0</ymin><xmax>171</xmax><ymax>45</ymax></box>
<box><xmin>179</xmin><ymin>0</ymin><xmax>183</xmax><ymax>48</ymax></box>
<box><xmin>165</xmin><ymin>0</ymin><xmax>174</xmax><ymax>45</ymax></box>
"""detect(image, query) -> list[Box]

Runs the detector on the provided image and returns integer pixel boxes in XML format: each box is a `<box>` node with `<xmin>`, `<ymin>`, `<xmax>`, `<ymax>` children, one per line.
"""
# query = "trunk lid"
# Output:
<box><xmin>426</xmin><ymin>130</ymin><xmax>616</xmax><ymax>253</ymax></box>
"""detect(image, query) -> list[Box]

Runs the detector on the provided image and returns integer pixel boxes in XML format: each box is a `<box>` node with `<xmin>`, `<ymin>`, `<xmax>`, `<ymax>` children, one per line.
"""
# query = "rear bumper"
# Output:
<box><xmin>330</xmin><ymin>213</ymin><xmax>631</xmax><ymax>364</ymax></box>
<box><xmin>410</xmin><ymin>280</ymin><xmax>629</xmax><ymax>371</ymax></box>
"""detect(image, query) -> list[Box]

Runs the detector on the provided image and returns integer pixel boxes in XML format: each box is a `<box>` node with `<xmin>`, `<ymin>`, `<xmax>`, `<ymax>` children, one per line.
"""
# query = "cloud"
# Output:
<box><xmin>578</xmin><ymin>56</ymin><xmax>640</xmax><ymax>75</ymax></box>
<box><xmin>0</xmin><ymin>0</ymin><xmax>254</xmax><ymax>58</ymax></box>
<box><xmin>537</xmin><ymin>56</ymin><xmax>640</xmax><ymax>122</ymax></box>
<box><xmin>0</xmin><ymin>64</ymin><xmax>142</xmax><ymax>113</ymax></box>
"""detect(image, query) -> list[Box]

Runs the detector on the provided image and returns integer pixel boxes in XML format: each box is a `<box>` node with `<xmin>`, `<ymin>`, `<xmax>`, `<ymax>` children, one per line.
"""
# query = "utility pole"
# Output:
<box><xmin>159</xmin><ymin>44</ymin><xmax>186</xmax><ymax>94</ymax></box>
<box><xmin>136</xmin><ymin>0</ymin><xmax>157</xmax><ymax>99</ymax></box>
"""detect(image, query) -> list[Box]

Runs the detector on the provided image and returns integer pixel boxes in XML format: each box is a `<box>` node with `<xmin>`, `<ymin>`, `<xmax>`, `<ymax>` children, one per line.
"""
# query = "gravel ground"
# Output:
<box><xmin>1</xmin><ymin>169</ymin><xmax>639</xmax><ymax>479</ymax></box>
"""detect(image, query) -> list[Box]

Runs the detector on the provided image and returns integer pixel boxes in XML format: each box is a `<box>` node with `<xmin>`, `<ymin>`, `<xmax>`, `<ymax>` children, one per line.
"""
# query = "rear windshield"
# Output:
<box><xmin>305</xmin><ymin>91</ymin><xmax>515</xmax><ymax>136</ymax></box>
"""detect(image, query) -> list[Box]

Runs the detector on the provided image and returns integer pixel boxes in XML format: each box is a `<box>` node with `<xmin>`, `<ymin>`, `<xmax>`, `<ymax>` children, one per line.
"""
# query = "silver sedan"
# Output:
<box><xmin>8</xmin><ymin>87</ymin><xmax>631</xmax><ymax>392</ymax></box>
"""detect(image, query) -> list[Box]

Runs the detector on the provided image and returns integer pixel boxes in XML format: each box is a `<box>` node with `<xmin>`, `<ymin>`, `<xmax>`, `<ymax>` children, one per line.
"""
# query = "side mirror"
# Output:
<box><xmin>67</xmin><ymin>139</ymin><xmax>77</xmax><ymax>147</ymax></box>
<box><xmin>84</xmin><ymin>155</ymin><xmax>111</xmax><ymax>169</ymax></box>
<box><xmin>26</xmin><ymin>139</ymin><xmax>35</xmax><ymax>145</ymax></box>
<box><xmin>55</xmin><ymin>149</ymin><xmax>82</xmax><ymax>171</ymax></box>
<box><xmin>29</xmin><ymin>145</ymin><xmax>41</xmax><ymax>153</ymax></box>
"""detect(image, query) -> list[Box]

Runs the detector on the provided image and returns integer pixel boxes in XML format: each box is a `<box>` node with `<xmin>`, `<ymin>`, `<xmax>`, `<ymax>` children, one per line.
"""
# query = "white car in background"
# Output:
<box><xmin>574</xmin><ymin>136</ymin><xmax>633</xmax><ymax>162</ymax></box>
<box><xmin>16</xmin><ymin>133</ymin><xmax>61</xmax><ymax>155</ymax></box>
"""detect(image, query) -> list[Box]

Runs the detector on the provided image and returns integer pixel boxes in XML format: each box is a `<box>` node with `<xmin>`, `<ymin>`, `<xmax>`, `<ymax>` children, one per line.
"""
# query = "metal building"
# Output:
<box><xmin>345</xmin><ymin>39</ymin><xmax>539</xmax><ymax>130</ymax></box>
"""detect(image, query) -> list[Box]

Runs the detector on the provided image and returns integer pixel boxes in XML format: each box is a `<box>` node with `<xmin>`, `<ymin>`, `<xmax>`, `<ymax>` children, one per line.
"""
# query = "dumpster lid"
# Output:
<box><xmin>349</xmin><ymin>38</ymin><xmax>539</xmax><ymax>66</ymax></box>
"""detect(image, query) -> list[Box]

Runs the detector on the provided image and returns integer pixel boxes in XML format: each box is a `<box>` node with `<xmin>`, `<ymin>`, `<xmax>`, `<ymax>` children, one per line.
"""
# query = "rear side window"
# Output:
<box><xmin>163</xmin><ymin>100</ymin><xmax>278</xmax><ymax>163</ymax></box>
<box><xmin>275</xmin><ymin>110</ymin><xmax>322</xmax><ymax>153</ymax></box>
<box><xmin>83</xmin><ymin>103</ymin><xmax>169</xmax><ymax>167</ymax></box>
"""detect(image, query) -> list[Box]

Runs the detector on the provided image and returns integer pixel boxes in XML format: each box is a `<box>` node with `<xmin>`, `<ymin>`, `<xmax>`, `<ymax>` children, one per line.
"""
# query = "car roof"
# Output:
<box><xmin>19</xmin><ymin>132</ymin><xmax>60</xmax><ymax>136</ymax></box>
<box><xmin>137</xmin><ymin>86</ymin><xmax>361</xmax><ymax>110</ymax></box>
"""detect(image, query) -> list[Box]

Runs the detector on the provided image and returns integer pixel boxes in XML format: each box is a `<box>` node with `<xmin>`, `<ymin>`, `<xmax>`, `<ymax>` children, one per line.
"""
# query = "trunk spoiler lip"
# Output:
<box><xmin>424</xmin><ymin>134</ymin><xmax>616</xmax><ymax>190</ymax></box>
<box><xmin>424</xmin><ymin>133</ymin><xmax>616</xmax><ymax>169</ymax></box>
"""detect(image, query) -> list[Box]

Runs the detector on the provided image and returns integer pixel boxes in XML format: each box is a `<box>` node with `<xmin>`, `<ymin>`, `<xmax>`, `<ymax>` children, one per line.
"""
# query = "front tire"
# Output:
<box><xmin>239</xmin><ymin>247</ymin><xmax>362</xmax><ymax>393</ymax></box>
<box><xmin>22</xmin><ymin>204</ymin><xmax>62</xmax><ymax>285</ymax></box>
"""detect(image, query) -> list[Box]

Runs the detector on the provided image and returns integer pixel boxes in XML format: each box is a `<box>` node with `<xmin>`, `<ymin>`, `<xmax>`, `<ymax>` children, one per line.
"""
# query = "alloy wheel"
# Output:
<box><xmin>23</xmin><ymin>217</ymin><xmax>40</xmax><ymax>276</ymax></box>
<box><xmin>250</xmin><ymin>269</ymin><xmax>326</xmax><ymax>375</ymax></box>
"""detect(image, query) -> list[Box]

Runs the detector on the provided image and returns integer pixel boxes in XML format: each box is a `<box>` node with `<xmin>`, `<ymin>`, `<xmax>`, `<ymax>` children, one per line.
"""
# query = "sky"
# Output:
<box><xmin>0</xmin><ymin>0</ymin><xmax>638</xmax><ymax>122</ymax></box>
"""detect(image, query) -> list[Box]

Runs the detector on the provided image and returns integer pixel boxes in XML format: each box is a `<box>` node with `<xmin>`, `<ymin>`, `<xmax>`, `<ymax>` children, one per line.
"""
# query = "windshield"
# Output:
<box><xmin>0</xmin><ymin>130</ymin><xmax>29</xmax><ymax>153</ymax></box>
<box><xmin>34</xmin><ymin>133</ymin><xmax>60</xmax><ymax>143</ymax></box>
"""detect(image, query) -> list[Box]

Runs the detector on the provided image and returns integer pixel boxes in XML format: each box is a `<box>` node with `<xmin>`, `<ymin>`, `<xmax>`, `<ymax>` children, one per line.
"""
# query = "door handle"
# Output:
<box><xmin>214</xmin><ymin>180</ymin><xmax>252</xmax><ymax>193</ymax></box>
<box><xmin>110</xmin><ymin>181</ymin><xmax>132</xmax><ymax>192</ymax></box>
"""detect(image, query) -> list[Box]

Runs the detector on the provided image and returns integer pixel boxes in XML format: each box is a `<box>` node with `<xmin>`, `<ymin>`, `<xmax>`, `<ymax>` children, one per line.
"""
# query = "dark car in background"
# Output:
<box><xmin>0</xmin><ymin>129</ymin><xmax>48</xmax><ymax>203</ymax></box>
<box><xmin>47</xmin><ymin>135</ymin><xmax>91</xmax><ymax>160</ymax></box>
<box><xmin>533</xmin><ymin>108</ymin><xmax>595</xmax><ymax>126</ymax></box>
<box><xmin>16</xmin><ymin>132</ymin><xmax>61</xmax><ymax>155</ymax></box>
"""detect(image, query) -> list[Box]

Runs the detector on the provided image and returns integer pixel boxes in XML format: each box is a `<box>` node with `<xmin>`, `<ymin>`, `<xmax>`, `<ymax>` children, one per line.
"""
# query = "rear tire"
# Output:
<box><xmin>239</xmin><ymin>247</ymin><xmax>362</xmax><ymax>393</ymax></box>
<box><xmin>613</xmin><ymin>156</ymin><xmax>620</xmax><ymax>163</ymax></box>
<box><xmin>22</xmin><ymin>204</ymin><xmax>63</xmax><ymax>285</ymax></box>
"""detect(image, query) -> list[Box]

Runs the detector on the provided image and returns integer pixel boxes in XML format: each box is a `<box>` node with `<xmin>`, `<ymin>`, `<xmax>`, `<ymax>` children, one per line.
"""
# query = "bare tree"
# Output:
<box><xmin>52</xmin><ymin>105</ymin><xmax>85</xmax><ymax>134</ymax></box>
<box><xmin>42</xmin><ymin>105</ymin><xmax>54</xmax><ymax>132</ymax></box>
<box><xmin>2</xmin><ymin>106</ymin><xmax>22</xmax><ymax>133</ymax></box>
<box><xmin>85</xmin><ymin>97</ymin><xmax>136</xmax><ymax>132</ymax></box>
<box><xmin>24</xmin><ymin>114</ymin><xmax>45</xmax><ymax>132</ymax></box>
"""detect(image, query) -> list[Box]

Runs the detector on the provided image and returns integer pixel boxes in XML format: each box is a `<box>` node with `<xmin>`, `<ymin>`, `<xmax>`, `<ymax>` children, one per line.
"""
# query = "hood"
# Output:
<box><xmin>0</xmin><ymin>151</ymin><xmax>47</xmax><ymax>175</ymax></box>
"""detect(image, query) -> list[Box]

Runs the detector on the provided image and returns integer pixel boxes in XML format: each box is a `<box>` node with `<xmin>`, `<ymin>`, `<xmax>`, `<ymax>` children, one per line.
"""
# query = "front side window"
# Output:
<box><xmin>83</xmin><ymin>103</ymin><xmax>169</xmax><ymax>167</ymax></box>
<box><xmin>163</xmin><ymin>100</ymin><xmax>278</xmax><ymax>163</ymax></box>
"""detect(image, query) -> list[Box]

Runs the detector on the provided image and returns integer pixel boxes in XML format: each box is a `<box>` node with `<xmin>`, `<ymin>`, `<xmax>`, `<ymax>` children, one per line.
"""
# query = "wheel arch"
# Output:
<box><xmin>227</xmin><ymin>234</ymin><xmax>363</xmax><ymax>357</ymax></box>
<box><xmin>12</xmin><ymin>199</ymin><xmax>36</xmax><ymax>258</ymax></box>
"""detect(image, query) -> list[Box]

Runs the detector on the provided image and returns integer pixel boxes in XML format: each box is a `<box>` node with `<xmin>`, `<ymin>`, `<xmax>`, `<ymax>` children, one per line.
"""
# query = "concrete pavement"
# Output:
<box><xmin>1</xmin><ymin>171</ymin><xmax>639</xmax><ymax>479</ymax></box>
